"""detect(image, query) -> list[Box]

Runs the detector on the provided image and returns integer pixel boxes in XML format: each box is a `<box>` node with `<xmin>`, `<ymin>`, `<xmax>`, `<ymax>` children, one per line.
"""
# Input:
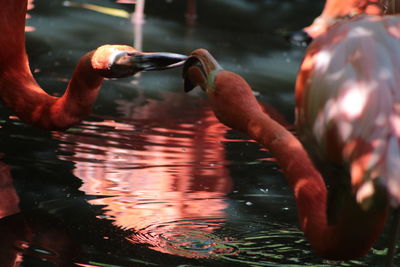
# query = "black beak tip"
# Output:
<box><xmin>132</xmin><ymin>52</ymin><xmax>188</xmax><ymax>72</ymax></box>
<box><xmin>285</xmin><ymin>30</ymin><xmax>313</xmax><ymax>47</ymax></box>
<box><xmin>163</xmin><ymin>53</ymin><xmax>188</xmax><ymax>66</ymax></box>
<box><xmin>184</xmin><ymin>78</ymin><xmax>196</xmax><ymax>92</ymax></box>
<box><xmin>182</xmin><ymin>57</ymin><xmax>201</xmax><ymax>93</ymax></box>
<box><xmin>152</xmin><ymin>53</ymin><xmax>188</xmax><ymax>70</ymax></box>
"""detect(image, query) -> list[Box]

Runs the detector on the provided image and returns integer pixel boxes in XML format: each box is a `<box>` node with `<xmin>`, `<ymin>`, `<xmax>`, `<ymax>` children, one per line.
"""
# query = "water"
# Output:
<box><xmin>0</xmin><ymin>0</ymin><xmax>396</xmax><ymax>266</ymax></box>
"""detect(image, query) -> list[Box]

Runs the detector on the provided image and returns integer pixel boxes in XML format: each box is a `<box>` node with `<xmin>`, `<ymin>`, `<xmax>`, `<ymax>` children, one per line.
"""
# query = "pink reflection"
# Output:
<box><xmin>0</xmin><ymin>161</ymin><xmax>24</xmax><ymax>266</ymax></box>
<box><xmin>0</xmin><ymin>161</ymin><xmax>80</xmax><ymax>266</ymax></box>
<box><xmin>0</xmin><ymin>161</ymin><xmax>27</xmax><ymax>267</ymax></box>
<box><xmin>25</xmin><ymin>0</ymin><xmax>35</xmax><ymax>32</ymax></box>
<box><xmin>0</xmin><ymin>161</ymin><xmax>20</xmax><ymax>221</ymax></box>
<box><xmin>55</xmin><ymin>93</ymin><xmax>234</xmax><ymax>257</ymax></box>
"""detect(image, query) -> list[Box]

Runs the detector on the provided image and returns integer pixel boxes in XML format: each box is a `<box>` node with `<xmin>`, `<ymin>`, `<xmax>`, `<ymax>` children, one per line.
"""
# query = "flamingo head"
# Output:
<box><xmin>182</xmin><ymin>48</ymin><xmax>224</xmax><ymax>93</ymax></box>
<box><xmin>182</xmin><ymin>49</ymin><xmax>263</xmax><ymax>132</ymax></box>
<box><xmin>92</xmin><ymin>45</ymin><xmax>187</xmax><ymax>78</ymax></box>
<box><xmin>288</xmin><ymin>0</ymin><xmax>384</xmax><ymax>46</ymax></box>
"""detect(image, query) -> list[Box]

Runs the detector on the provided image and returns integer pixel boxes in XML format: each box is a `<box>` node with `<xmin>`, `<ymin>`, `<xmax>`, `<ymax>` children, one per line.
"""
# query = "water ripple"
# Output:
<box><xmin>128</xmin><ymin>218</ymin><xmax>239</xmax><ymax>258</ymax></box>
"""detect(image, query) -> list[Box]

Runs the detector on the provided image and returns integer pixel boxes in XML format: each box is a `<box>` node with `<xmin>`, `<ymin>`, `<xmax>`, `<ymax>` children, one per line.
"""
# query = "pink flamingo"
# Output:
<box><xmin>182</xmin><ymin>0</ymin><xmax>400</xmax><ymax>258</ymax></box>
<box><xmin>1</xmin><ymin>0</ymin><xmax>186</xmax><ymax>130</ymax></box>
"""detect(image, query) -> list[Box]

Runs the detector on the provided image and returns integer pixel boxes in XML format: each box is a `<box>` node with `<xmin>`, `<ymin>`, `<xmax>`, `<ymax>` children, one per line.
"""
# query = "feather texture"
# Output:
<box><xmin>296</xmin><ymin>14</ymin><xmax>400</xmax><ymax>206</ymax></box>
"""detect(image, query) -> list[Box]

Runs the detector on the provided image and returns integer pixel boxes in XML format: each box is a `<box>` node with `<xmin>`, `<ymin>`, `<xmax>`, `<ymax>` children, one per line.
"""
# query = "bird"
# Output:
<box><xmin>289</xmin><ymin>0</ymin><xmax>398</xmax><ymax>46</ymax></box>
<box><xmin>295</xmin><ymin>0</ymin><xmax>400</xmax><ymax>260</ymax></box>
<box><xmin>182</xmin><ymin>0</ymin><xmax>400</xmax><ymax>261</ymax></box>
<box><xmin>303</xmin><ymin>0</ymin><xmax>383</xmax><ymax>39</ymax></box>
<box><xmin>0</xmin><ymin>0</ymin><xmax>187</xmax><ymax>130</ymax></box>
<box><xmin>296</xmin><ymin>1</ymin><xmax>400</xmax><ymax>199</ymax></box>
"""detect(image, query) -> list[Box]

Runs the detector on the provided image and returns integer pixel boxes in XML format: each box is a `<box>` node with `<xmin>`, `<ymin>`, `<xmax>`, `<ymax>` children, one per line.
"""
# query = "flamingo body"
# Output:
<box><xmin>296</xmin><ymin>14</ymin><xmax>400</xmax><ymax>207</ymax></box>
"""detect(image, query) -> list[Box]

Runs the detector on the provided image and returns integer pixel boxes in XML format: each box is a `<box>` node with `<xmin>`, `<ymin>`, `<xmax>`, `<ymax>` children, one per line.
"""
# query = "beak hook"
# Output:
<box><xmin>182</xmin><ymin>49</ymin><xmax>223</xmax><ymax>93</ymax></box>
<box><xmin>130</xmin><ymin>52</ymin><xmax>188</xmax><ymax>72</ymax></box>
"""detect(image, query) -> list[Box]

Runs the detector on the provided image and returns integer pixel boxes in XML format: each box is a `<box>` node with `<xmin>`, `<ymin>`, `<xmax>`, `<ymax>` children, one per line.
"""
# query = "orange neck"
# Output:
<box><xmin>0</xmin><ymin>0</ymin><xmax>103</xmax><ymax>130</ymax></box>
<box><xmin>206</xmin><ymin>70</ymin><xmax>388</xmax><ymax>260</ymax></box>
<box><xmin>247</xmin><ymin>111</ymin><xmax>387</xmax><ymax>259</ymax></box>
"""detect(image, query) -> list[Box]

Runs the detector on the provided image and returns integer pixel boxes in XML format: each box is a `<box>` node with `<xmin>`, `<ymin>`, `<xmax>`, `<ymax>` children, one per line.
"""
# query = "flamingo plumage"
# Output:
<box><xmin>302</xmin><ymin>0</ymin><xmax>400</xmax><ymax>40</ymax></box>
<box><xmin>183</xmin><ymin>48</ymin><xmax>388</xmax><ymax>260</ymax></box>
<box><xmin>0</xmin><ymin>0</ymin><xmax>186</xmax><ymax>130</ymax></box>
<box><xmin>181</xmin><ymin>0</ymin><xmax>400</xmax><ymax>260</ymax></box>
<box><xmin>296</xmin><ymin>0</ymin><xmax>400</xmax><ymax>210</ymax></box>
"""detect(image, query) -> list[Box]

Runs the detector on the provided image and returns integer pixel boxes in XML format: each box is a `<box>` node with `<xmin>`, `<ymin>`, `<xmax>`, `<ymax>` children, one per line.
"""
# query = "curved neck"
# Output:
<box><xmin>206</xmin><ymin>71</ymin><xmax>388</xmax><ymax>260</ymax></box>
<box><xmin>0</xmin><ymin>0</ymin><xmax>103</xmax><ymax>130</ymax></box>
<box><xmin>246</xmin><ymin>111</ymin><xmax>388</xmax><ymax>259</ymax></box>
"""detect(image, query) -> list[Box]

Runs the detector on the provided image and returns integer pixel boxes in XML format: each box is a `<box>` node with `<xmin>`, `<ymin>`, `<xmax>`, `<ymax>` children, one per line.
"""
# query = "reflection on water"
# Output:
<box><xmin>0</xmin><ymin>160</ymin><xmax>81</xmax><ymax>266</ymax></box>
<box><xmin>50</xmin><ymin>92</ymin><xmax>391</xmax><ymax>266</ymax></box>
<box><xmin>55</xmin><ymin>93</ymin><xmax>235</xmax><ymax>258</ymax></box>
<box><xmin>25</xmin><ymin>0</ymin><xmax>35</xmax><ymax>32</ymax></box>
<box><xmin>51</xmin><ymin>94</ymin><xmax>316</xmax><ymax>264</ymax></box>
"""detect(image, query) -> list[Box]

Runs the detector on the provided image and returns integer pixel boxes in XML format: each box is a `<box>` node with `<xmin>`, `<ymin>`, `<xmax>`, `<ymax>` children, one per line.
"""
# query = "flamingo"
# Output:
<box><xmin>0</xmin><ymin>0</ymin><xmax>186</xmax><ymax>130</ymax></box>
<box><xmin>182</xmin><ymin>3</ymin><xmax>400</xmax><ymax>256</ymax></box>
<box><xmin>290</xmin><ymin>0</ymin><xmax>399</xmax><ymax>46</ymax></box>
<box><xmin>302</xmin><ymin>0</ymin><xmax>384</xmax><ymax>39</ymax></box>
<box><xmin>295</xmin><ymin>1</ymin><xmax>400</xmax><ymax>261</ymax></box>
<box><xmin>183</xmin><ymin>48</ymin><xmax>388</xmax><ymax>260</ymax></box>
<box><xmin>296</xmin><ymin>0</ymin><xmax>400</xmax><ymax>208</ymax></box>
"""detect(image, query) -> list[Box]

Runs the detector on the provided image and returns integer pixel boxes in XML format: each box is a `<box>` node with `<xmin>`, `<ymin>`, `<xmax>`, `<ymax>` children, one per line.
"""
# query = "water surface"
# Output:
<box><xmin>0</xmin><ymin>0</ymin><xmax>396</xmax><ymax>266</ymax></box>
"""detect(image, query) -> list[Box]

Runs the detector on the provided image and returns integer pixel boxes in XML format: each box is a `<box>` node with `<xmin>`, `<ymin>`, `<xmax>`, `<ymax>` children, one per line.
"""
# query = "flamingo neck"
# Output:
<box><xmin>247</xmin><ymin>111</ymin><xmax>387</xmax><ymax>259</ymax></box>
<box><xmin>0</xmin><ymin>0</ymin><xmax>104</xmax><ymax>130</ymax></box>
<box><xmin>210</xmin><ymin>71</ymin><xmax>388</xmax><ymax>260</ymax></box>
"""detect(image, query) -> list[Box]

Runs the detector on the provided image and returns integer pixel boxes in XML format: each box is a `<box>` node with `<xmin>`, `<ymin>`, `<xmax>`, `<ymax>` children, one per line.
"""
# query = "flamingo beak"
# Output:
<box><xmin>285</xmin><ymin>30</ymin><xmax>312</xmax><ymax>47</ymax></box>
<box><xmin>182</xmin><ymin>57</ymin><xmax>204</xmax><ymax>92</ymax></box>
<box><xmin>182</xmin><ymin>48</ymin><xmax>223</xmax><ymax>92</ymax></box>
<box><xmin>130</xmin><ymin>52</ymin><xmax>188</xmax><ymax>71</ymax></box>
<box><xmin>110</xmin><ymin>51</ymin><xmax>188</xmax><ymax>78</ymax></box>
